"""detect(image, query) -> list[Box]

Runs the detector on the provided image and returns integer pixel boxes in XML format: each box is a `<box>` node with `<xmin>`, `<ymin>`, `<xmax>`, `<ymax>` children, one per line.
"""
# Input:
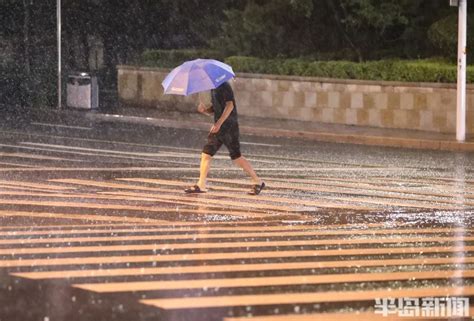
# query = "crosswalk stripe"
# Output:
<box><xmin>52</xmin><ymin>178</ymin><xmax>368</xmax><ymax>211</ymax></box>
<box><xmin>108</xmin><ymin>192</ymin><xmax>300</xmax><ymax>212</ymax></box>
<box><xmin>0</xmin><ymin>180</ymin><xmax>75</xmax><ymax>190</ymax></box>
<box><xmin>0</xmin><ymin>222</ymin><xmax>388</xmax><ymax>236</ymax></box>
<box><xmin>261</xmin><ymin>177</ymin><xmax>474</xmax><ymax>201</ymax></box>
<box><xmin>205</xmin><ymin>178</ymin><xmax>468</xmax><ymax>210</ymax></box>
<box><xmin>74</xmin><ymin>269</ymin><xmax>474</xmax><ymax>293</ymax></box>
<box><xmin>1</xmin><ymin>233</ymin><xmax>472</xmax><ymax>247</ymax></box>
<box><xmin>0</xmin><ymin>184</ymin><xmax>65</xmax><ymax>192</ymax></box>
<box><xmin>0</xmin><ymin>162</ymin><xmax>37</xmax><ymax>167</ymax></box>
<box><xmin>20</xmin><ymin>142</ymin><xmax>275</xmax><ymax>165</ymax></box>
<box><xmin>115</xmin><ymin>179</ymin><xmax>466</xmax><ymax>210</ymax></box>
<box><xmin>0</xmin><ymin>128</ymin><xmax>201</xmax><ymax>152</ymax></box>
<box><xmin>0</xmin><ymin>167</ymin><xmax>405</xmax><ymax>173</ymax></box>
<box><xmin>224</xmin><ymin>313</ymin><xmax>386</xmax><ymax>321</ymax></box>
<box><xmin>0</xmin><ymin>198</ymin><xmax>282</xmax><ymax>217</ymax></box>
<box><xmin>87</xmin><ymin>180</ymin><xmax>378</xmax><ymax>211</ymax></box>
<box><xmin>1</xmin><ymin>246</ymin><xmax>470</xmax><ymax>268</ymax></box>
<box><xmin>0</xmin><ymin>223</ymin><xmax>136</xmax><ymax>231</ymax></box>
<box><xmin>398</xmin><ymin>175</ymin><xmax>474</xmax><ymax>186</ymax></box>
<box><xmin>140</xmin><ymin>286</ymin><xmax>474</xmax><ymax>310</ymax></box>
<box><xmin>0</xmin><ymin>210</ymin><xmax>168</xmax><ymax>224</ymax></box>
<box><xmin>0</xmin><ymin>143</ymin><xmax>196</xmax><ymax>166</ymax></box>
<box><xmin>21</xmin><ymin>142</ymin><xmax>200</xmax><ymax>160</ymax></box>
<box><xmin>1</xmin><ymin>243</ymin><xmax>471</xmax><ymax>258</ymax></box>
<box><xmin>0</xmin><ymin>226</ymin><xmax>472</xmax><ymax>244</ymax></box>
<box><xmin>51</xmin><ymin>179</ymin><xmax>303</xmax><ymax>211</ymax></box>
<box><xmin>0</xmin><ymin>152</ymin><xmax>86</xmax><ymax>162</ymax></box>
<box><xmin>223</xmin><ymin>309</ymin><xmax>474</xmax><ymax>321</ymax></box>
<box><xmin>0</xmin><ymin>191</ymin><xmax>272</xmax><ymax>218</ymax></box>
<box><xmin>30</xmin><ymin>122</ymin><xmax>92</xmax><ymax>130</ymax></box>
<box><xmin>308</xmin><ymin>175</ymin><xmax>463</xmax><ymax>186</ymax></box>
<box><xmin>101</xmin><ymin>190</ymin><xmax>351</xmax><ymax>212</ymax></box>
<box><xmin>13</xmin><ymin>256</ymin><xmax>474</xmax><ymax>280</ymax></box>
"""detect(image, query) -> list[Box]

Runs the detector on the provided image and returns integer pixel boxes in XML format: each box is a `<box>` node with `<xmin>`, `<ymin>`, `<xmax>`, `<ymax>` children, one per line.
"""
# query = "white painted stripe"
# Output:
<box><xmin>21</xmin><ymin>142</ymin><xmax>191</xmax><ymax>158</ymax></box>
<box><xmin>224</xmin><ymin>309</ymin><xmax>474</xmax><ymax>321</ymax></box>
<box><xmin>74</xmin><ymin>269</ymin><xmax>474</xmax><ymax>293</ymax></box>
<box><xmin>0</xmin><ymin>167</ymin><xmax>402</xmax><ymax>173</ymax></box>
<box><xmin>0</xmin><ymin>162</ymin><xmax>37</xmax><ymax>168</ymax></box>
<box><xmin>111</xmin><ymin>178</ymin><xmax>457</xmax><ymax>211</ymax></box>
<box><xmin>0</xmin><ymin>128</ymin><xmax>400</xmax><ymax>167</ymax></box>
<box><xmin>13</xmin><ymin>256</ymin><xmax>474</xmax><ymax>280</ymax></box>
<box><xmin>0</xmin><ymin>210</ymin><xmax>168</xmax><ymax>224</ymax></box>
<box><xmin>206</xmin><ymin>178</ymin><xmax>470</xmax><ymax>209</ymax></box>
<box><xmin>240</xmin><ymin>141</ymin><xmax>281</xmax><ymax>147</ymax></box>
<box><xmin>30</xmin><ymin>122</ymin><xmax>92</xmax><ymax>130</ymax></box>
<box><xmin>0</xmin><ymin>143</ymin><xmax>196</xmax><ymax>166</ymax></box>
<box><xmin>1</xmin><ymin>231</ymin><xmax>467</xmax><ymax>246</ymax></box>
<box><xmin>0</xmin><ymin>222</ymin><xmax>384</xmax><ymax>235</ymax></box>
<box><xmin>19</xmin><ymin>142</ymin><xmax>274</xmax><ymax>164</ymax></box>
<box><xmin>0</xmin><ymin>197</ymin><xmax>274</xmax><ymax>217</ymax></box>
<box><xmin>0</xmin><ymin>193</ymin><xmax>271</xmax><ymax>217</ymax></box>
<box><xmin>0</xmin><ymin>152</ymin><xmax>85</xmax><ymax>162</ymax></box>
<box><xmin>0</xmin><ymin>129</ymin><xmax>201</xmax><ymax>152</ymax></box>
<box><xmin>0</xmin><ymin>180</ymin><xmax>75</xmax><ymax>190</ymax></box>
<box><xmin>140</xmin><ymin>286</ymin><xmax>474</xmax><ymax>310</ymax></box>
<box><xmin>53</xmin><ymin>178</ymin><xmax>374</xmax><ymax>211</ymax></box>
<box><xmin>2</xmin><ymin>245</ymin><xmax>464</xmax><ymax>268</ymax></box>
<box><xmin>263</xmin><ymin>177</ymin><xmax>474</xmax><ymax>199</ymax></box>
<box><xmin>0</xmin><ymin>185</ymin><xmax>68</xmax><ymax>192</ymax></box>
<box><xmin>1</xmin><ymin>242</ymin><xmax>472</xmax><ymax>256</ymax></box>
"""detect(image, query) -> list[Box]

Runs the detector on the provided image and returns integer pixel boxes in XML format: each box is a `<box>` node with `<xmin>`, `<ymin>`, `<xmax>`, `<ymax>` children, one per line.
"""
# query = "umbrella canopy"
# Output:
<box><xmin>161</xmin><ymin>59</ymin><xmax>235</xmax><ymax>96</ymax></box>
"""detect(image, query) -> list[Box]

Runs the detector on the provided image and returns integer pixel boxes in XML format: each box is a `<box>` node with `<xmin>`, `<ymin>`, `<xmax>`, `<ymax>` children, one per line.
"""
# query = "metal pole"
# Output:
<box><xmin>456</xmin><ymin>0</ymin><xmax>467</xmax><ymax>142</ymax></box>
<box><xmin>57</xmin><ymin>0</ymin><xmax>61</xmax><ymax>109</ymax></box>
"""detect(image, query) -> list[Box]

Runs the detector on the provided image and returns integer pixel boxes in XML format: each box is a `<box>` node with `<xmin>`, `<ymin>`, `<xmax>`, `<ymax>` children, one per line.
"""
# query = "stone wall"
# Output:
<box><xmin>118</xmin><ymin>65</ymin><xmax>474</xmax><ymax>133</ymax></box>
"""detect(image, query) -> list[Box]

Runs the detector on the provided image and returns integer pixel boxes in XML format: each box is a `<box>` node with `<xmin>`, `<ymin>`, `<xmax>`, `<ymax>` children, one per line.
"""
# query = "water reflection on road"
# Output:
<box><xmin>0</xmin><ymin>120</ymin><xmax>472</xmax><ymax>320</ymax></box>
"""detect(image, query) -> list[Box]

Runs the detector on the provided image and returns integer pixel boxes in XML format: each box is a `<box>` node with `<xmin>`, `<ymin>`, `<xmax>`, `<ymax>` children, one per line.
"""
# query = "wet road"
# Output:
<box><xmin>0</xmin><ymin>115</ymin><xmax>473</xmax><ymax>321</ymax></box>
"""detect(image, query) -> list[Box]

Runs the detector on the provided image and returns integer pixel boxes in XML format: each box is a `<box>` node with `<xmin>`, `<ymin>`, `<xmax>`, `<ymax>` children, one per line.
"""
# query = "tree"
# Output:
<box><xmin>214</xmin><ymin>0</ymin><xmax>459</xmax><ymax>61</ymax></box>
<box><xmin>214</xmin><ymin>0</ymin><xmax>315</xmax><ymax>57</ymax></box>
<box><xmin>324</xmin><ymin>0</ymin><xmax>418</xmax><ymax>61</ymax></box>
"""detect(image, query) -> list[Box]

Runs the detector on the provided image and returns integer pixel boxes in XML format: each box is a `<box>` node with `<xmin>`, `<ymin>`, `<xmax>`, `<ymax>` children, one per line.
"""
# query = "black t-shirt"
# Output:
<box><xmin>211</xmin><ymin>82</ymin><xmax>238</xmax><ymax>130</ymax></box>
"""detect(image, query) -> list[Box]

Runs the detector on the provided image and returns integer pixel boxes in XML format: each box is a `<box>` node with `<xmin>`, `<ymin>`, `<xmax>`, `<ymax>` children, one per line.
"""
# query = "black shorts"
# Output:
<box><xmin>202</xmin><ymin>125</ymin><xmax>241</xmax><ymax>160</ymax></box>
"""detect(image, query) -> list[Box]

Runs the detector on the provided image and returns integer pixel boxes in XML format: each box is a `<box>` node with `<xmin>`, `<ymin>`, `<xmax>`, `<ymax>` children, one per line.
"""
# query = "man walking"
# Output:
<box><xmin>184</xmin><ymin>81</ymin><xmax>265</xmax><ymax>195</ymax></box>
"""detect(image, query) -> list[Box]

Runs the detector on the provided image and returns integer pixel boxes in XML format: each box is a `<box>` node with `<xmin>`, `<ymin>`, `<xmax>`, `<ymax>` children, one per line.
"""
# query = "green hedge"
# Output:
<box><xmin>225</xmin><ymin>56</ymin><xmax>474</xmax><ymax>83</ymax></box>
<box><xmin>139</xmin><ymin>49</ymin><xmax>226</xmax><ymax>68</ymax></box>
<box><xmin>139</xmin><ymin>49</ymin><xmax>472</xmax><ymax>83</ymax></box>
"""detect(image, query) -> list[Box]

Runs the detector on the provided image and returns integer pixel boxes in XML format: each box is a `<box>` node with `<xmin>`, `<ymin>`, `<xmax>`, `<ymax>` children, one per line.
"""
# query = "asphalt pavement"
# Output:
<box><xmin>74</xmin><ymin>104</ymin><xmax>474</xmax><ymax>152</ymax></box>
<box><xmin>0</xmin><ymin>112</ymin><xmax>473</xmax><ymax>321</ymax></box>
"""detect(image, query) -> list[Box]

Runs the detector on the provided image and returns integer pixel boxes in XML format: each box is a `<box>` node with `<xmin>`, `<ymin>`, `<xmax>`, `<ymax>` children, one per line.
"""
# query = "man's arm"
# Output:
<box><xmin>197</xmin><ymin>102</ymin><xmax>214</xmax><ymax>116</ymax></box>
<box><xmin>210</xmin><ymin>101</ymin><xmax>234</xmax><ymax>133</ymax></box>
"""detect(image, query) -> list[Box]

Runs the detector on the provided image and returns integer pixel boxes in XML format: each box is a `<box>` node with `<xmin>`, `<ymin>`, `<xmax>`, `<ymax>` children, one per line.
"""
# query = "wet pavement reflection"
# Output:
<box><xmin>0</xmin><ymin>117</ymin><xmax>473</xmax><ymax>320</ymax></box>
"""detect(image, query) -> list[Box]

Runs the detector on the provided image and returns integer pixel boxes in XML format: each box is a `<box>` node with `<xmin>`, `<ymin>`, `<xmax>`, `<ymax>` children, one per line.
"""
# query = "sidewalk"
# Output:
<box><xmin>60</xmin><ymin>104</ymin><xmax>474</xmax><ymax>152</ymax></box>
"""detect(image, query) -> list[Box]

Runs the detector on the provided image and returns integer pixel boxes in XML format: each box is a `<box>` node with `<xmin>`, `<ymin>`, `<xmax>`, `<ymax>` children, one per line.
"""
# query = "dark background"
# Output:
<box><xmin>0</xmin><ymin>0</ymin><xmax>471</xmax><ymax>108</ymax></box>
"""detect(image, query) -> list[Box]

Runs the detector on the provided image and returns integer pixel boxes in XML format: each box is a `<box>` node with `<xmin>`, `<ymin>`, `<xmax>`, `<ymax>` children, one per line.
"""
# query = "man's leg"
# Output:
<box><xmin>225</xmin><ymin>128</ymin><xmax>262</xmax><ymax>187</ymax></box>
<box><xmin>233</xmin><ymin>156</ymin><xmax>261</xmax><ymax>185</ymax></box>
<box><xmin>187</xmin><ymin>133</ymin><xmax>222</xmax><ymax>193</ymax></box>
<box><xmin>197</xmin><ymin>152</ymin><xmax>212</xmax><ymax>190</ymax></box>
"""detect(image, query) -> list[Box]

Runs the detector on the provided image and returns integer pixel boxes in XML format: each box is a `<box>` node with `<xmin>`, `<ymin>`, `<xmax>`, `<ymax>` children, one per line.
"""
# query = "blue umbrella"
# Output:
<box><xmin>161</xmin><ymin>59</ymin><xmax>235</xmax><ymax>96</ymax></box>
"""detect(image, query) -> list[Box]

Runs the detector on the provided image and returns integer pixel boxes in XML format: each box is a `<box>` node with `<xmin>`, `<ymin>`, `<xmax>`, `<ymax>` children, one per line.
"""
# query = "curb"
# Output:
<box><xmin>85</xmin><ymin>112</ymin><xmax>474</xmax><ymax>152</ymax></box>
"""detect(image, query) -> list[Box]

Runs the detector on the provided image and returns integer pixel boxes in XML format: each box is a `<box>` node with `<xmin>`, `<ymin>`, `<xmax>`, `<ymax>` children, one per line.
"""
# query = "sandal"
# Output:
<box><xmin>248</xmin><ymin>182</ymin><xmax>265</xmax><ymax>195</ymax></box>
<box><xmin>184</xmin><ymin>185</ymin><xmax>206</xmax><ymax>194</ymax></box>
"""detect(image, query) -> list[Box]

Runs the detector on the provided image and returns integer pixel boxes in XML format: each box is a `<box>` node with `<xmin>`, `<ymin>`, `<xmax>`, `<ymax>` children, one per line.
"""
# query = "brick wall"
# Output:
<box><xmin>118</xmin><ymin>65</ymin><xmax>474</xmax><ymax>134</ymax></box>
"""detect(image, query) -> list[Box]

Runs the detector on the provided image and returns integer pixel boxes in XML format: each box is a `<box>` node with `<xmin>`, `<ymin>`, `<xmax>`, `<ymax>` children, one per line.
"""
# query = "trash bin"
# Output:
<box><xmin>66</xmin><ymin>72</ymin><xmax>99</xmax><ymax>109</ymax></box>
